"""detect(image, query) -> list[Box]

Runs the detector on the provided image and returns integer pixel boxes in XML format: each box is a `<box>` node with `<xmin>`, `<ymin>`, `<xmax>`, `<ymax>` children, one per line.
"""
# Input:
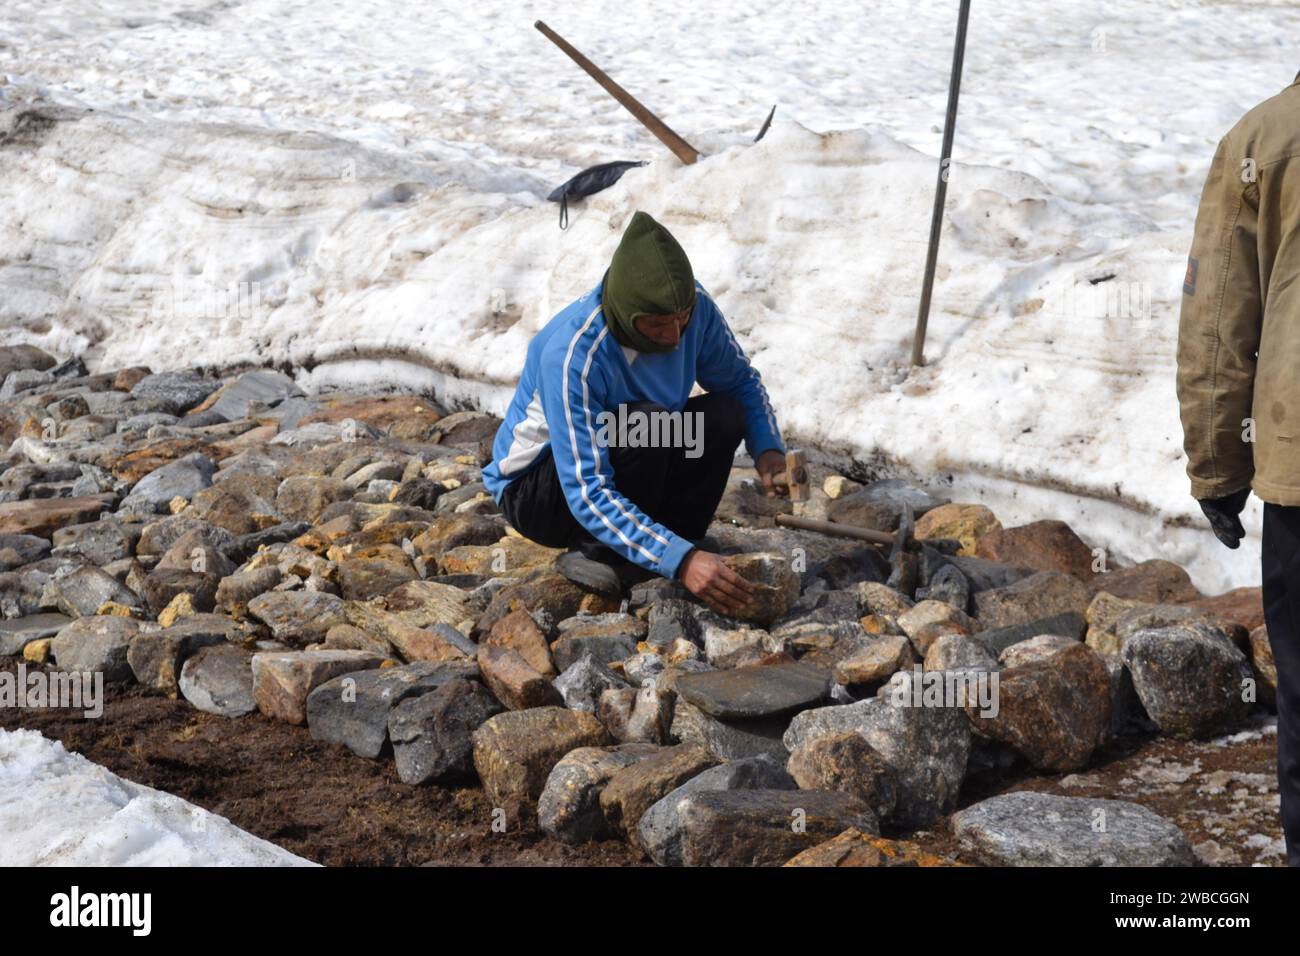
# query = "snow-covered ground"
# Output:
<box><xmin>0</xmin><ymin>727</ymin><xmax>314</xmax><ymax>865</ymax></box>
<box><xmin>3</xmin><ymin>0</ymin><xmax>1297</xmax><ymax>592</ymax></box>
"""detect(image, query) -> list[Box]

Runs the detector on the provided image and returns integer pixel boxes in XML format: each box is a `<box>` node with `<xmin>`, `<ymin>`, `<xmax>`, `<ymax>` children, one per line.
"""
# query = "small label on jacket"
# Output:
<box><xmin>1184</xmin><ymin>256</ymin><xmax>1198</xmax><ymax>296</ymax></box>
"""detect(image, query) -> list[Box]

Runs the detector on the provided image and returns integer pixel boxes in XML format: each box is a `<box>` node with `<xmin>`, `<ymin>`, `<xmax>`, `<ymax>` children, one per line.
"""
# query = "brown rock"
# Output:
<box><xmin>967</xmin><ymin>642</ymin><xmax>1112</xmax><ymax>771</ymax></box>
<box><xmin>472</xmin><ymin>707</ymin><xmax>611</xmax><ymax>805</ymax></box>
<box><xmin>111</xmin><ymin>438</ymin><xmax>209</xmax><ymax>484</ymax></box>
<box><xmin>247</xmin><ymin>589</ymin><xmax>347</xmax><ymax>646</ymax></box>
<box><xmin>1084</xmin><ymin>591</ymin><xmax>1147</xmax><ymax>657</ymax></box>
<box><xmin>113</xmin><ymin>366</ymin><xmax>151</xmax><ymax>391</ymax></box>
<box><xmin>187</xmin><ymin>481</ymin><xmax>282</xmax><ymax>535</ymax></box>
<box><xmin>784</xmin><ymin>828</ymin><xmax>957</xmax><ymax>867</ymax></box>
<box><xmin>975</xmin><ymin>520</ymin><xmax>1097</xmax><ymax>581</ymax></box>
<box><xmin>600</xmin><ymin>742</ymin><xmax>720</xmax><ymax>836</ymax></box>
<box><xmin>485</xmin><ymin>609</ymin><xmax>555</xmax><ymax>676</ymax></box>
<box><xmin>321</xmin><ymin>623</ymin><xmax>394</xmax><ymax>656</ymax></box>
<box><xmin>914</xmin><ymin>503</ymin><xmax>1002</xmax><ymax>557</ymax></box>
<box><xmin>677</xmin><ymin>789</ymin><xmax>878</xmax><ymax>867</ymax></box>
<box><xmin>1184</xmin><ymin>587</ymin><xmax>1266</xmax><ymax>635</ymax></box>
<box><xmin>1093</xmin><ymin>559</ymin><xmax>1200</xmax><ymax>604</ymax></box>
<box><xmin>440</xmin><ymin>536</ymin><xmax>562</xmax><ymax>577</ymax></box>
<box><xmin>0</xmin><ymin>495</ymin><xmax>116</xmax><ymax>537</ymax></box>
<box><xmin>721</xmin><ymin>552</ymin><xmax>800</xmax><ymax>626</ymax></box>
<box><xmin>897</xmin><ymin>600</ymin><xmax>975</xmax><ymax>654</ymax></box>
<box><xmin>833</xmin><ymin>635</ymin><xmax>915</xmax><ymax>687</ymax></box>
<box><xmin>215</xmin><ymin>566</ymin><xmax>284</xmax><ymax>618</ymax></box>
<box><xmin>476</xmin><ymin>571</ymin><xmax>592</xmax><ymax>639</ymax></box>
<box><xmin>974</xmin><ymin>570</ymin><xmax>1094</xmax><ymax>631</ymax></box>
<box><xmin>336</xmin><ymin>556</ymin><xmax>419</xmax><ymax>601</ymax></box>
<box><xmin>856</xmin><ymin>582</ymin><xmax>916</xmax><ymax>618</ymax></box>
<box><xmin>786</xmin><ymin>731</ymin><xmax>899</xmax><ymax>819</ymax></box>
<box><xmin>127</xmin><ymin>625</ymin><xmax>227</xmax><ymax>697</ymax></box>
<box><xmin>412</xmin><ymin>513</ymin><xmax>506</xmax><ymax>561</ymax></box>
<box><xmin>477</xmin><ymin>643</ymin><xmax>562</xmax><ymax>710</ymax></box>
<box><xmin>299</xmin><ymin>394</ymin><xmax>445</xmax><ymax>435</ymax></box>
<box><xmin>386</xmin><ymin>621</ymin><xmax>473</xmax><ymax>664</ymax></box>
<box><xmin>251</xmin><ymin>649</ymin><xmax>388</xmax><ymax>724</ymax></box>
<box><xmin>597</xmin><ymin>685</ymin><xmax>674</xmax><ymax>743</ymax></box>
<box><xmin>1249</xmin><ymin>624</ymin><xmax>1276</xmax><ymax>710</ymax></box>
<box><xmin>276</xmin><ymin>476</ymin><xmax>352</xmax><ymax>524</ymax></box>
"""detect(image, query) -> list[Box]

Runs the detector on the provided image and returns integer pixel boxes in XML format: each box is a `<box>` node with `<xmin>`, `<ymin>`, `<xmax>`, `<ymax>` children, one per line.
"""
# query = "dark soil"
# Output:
<box><xmin>2</xmin><ymin>658</ymin><xmax>1282</xmax><ymax>866</ymax></box>
<box><xmin>908</xmin><ymin>719</ymin><xmax>1284</xmax><ymax>866</ymax></box>
<box><xmin>0</xmin><ymin>659</ymin><xmax>646</xmax><ymax>867</ymax></box>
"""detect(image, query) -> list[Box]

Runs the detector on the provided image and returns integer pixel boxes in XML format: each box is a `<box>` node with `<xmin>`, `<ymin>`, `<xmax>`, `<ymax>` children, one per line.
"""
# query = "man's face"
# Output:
<box><xmin>633</xmin><ymin>306</ymin><xmax>692</xmax><ymax>349</ymax></box>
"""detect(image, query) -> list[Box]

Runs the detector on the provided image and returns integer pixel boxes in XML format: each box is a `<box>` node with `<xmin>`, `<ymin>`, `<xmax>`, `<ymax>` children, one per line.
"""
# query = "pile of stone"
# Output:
<box><xmin>0</xmin><ymin>344</ymin><xmax>1270</xmax><ymax>867</ymax></box>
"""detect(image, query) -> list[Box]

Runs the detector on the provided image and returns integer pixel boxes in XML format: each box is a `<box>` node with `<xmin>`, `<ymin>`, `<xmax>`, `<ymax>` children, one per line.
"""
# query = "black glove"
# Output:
<box><xmin>1198</xmin><ymin>487</ymin><xmax>1251</xmax><ymax>549</ymax></box>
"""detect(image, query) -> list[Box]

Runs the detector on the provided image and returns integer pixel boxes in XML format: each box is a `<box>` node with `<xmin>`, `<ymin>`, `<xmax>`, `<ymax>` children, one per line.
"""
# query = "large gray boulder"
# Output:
<box><xmin>952</xmin><ymin>791</ymin><xmax>1196</xmax><ymax>866</ymax></box>
<box><xmin>783</xmin><ymin>674</ymin><xmax>970</xmax><ymax>828</ymax></box>
<box><xmin>1121</xmin><ymin>622</ymin><xmax>1254</xmax><ymax>739</ymax></box>
<box><xmin>636</xmin><ymin>756</ymin><xmax>796</xmax><ymax>866</ymax></box>
<box><xmin>119</xmin><ymin>453</ymin><xmax>217</xmax><ymax>515</ymax></box>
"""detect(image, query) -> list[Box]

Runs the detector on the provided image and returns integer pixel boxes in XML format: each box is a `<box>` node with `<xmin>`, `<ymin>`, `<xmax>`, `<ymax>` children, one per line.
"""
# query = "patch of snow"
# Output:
<box><xmin>0</xmin><ymin>728</ymin><xmax>315</xmax><ymax>866</ymax></box>
<box><xmin>4</xmin><ymin>0</ymin><xmax>1300</xmax><ymax>592</ymax></box>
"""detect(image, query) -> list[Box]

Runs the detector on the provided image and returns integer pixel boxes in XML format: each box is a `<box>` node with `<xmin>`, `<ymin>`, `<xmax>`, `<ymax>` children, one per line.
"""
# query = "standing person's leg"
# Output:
<box><xmin>1262</xmin><ymin>501</ymin><xmax>1300</xmax><ymax>866</ymax></box>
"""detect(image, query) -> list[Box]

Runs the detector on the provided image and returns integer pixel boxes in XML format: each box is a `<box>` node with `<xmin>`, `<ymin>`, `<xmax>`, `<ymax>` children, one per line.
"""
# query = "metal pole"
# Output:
<box><xmin>911</xmin><ymin>0</ymin><xmax>972</xmax><ymax>367</ymax></box>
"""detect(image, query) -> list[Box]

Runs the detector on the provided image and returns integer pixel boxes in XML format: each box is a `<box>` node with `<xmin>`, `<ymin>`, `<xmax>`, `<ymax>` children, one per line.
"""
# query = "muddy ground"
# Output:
<box><xmin>0</xmin><ymin>659</ymin><xmax>1283</xmax><ymax>867</ymax></box>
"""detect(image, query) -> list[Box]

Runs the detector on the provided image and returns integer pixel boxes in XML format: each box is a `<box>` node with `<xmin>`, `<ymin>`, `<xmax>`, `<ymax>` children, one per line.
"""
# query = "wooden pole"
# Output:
<box><xmin>785</xmin><ymin>449</ymin><xmax>809</xmax><ymax>502</ymax></box>
<box><xmin>910</xmin><ymin>0</ymin><xmax>971</xmax><ymax>366</ymax></box>
<box><xmin>535</xmin><ymin>20</ymin><xmax>701</xmax><ymax>166</ymax></box>
<box><xmin>775</xmin><ymin>513</ymin><xmax>896</xmax><ymax>547</ymax></box>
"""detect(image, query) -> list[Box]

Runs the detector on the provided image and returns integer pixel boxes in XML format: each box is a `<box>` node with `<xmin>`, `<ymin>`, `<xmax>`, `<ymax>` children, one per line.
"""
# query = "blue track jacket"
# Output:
<box><xmin>482</xmin><ymin>277</ymin><xmax>784</xmax><ymax>579</ymax></box>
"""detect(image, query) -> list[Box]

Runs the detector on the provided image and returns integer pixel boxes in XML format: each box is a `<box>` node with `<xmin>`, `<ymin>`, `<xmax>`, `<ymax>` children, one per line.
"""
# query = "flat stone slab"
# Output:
<box><xmin>0</xmin><ymin>495</ymin><xmax>115</xmax><ymax>537</ymax></box>
<box><xmin>952</xmin><ymin>791</ymin><xmax>1196</xmax><ymax>866</ymax></box>
<box><xmin>673</xmin><ymin>661</ymin><xmax>832</xmax><ymax>719</ymax></box>
<box><xmin>248</xmin><ymin>590</ymin><xmax>347</xmax><ymax>646</ymax></box>
<box><xmin>677</xmin><ymin>788</ymin><xmax>878</xmax><ymax>867</ymax></box>
<box><xmin>0</xmin><ymin>612</ymin><xmax>72</xmax><ymax>656</ymax></box>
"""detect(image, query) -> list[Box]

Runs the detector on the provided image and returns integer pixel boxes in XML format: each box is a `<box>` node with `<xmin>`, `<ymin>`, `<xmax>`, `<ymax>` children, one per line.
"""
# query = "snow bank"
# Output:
<box><xmin>0</xmin><ymin>728</ymin><xmax>315</xmax><ymax>866</ymax></box>
<box><xmin>4</xmin><ymin>0</ymin><xmax>1298</xmax><ymax>593</ymax></box>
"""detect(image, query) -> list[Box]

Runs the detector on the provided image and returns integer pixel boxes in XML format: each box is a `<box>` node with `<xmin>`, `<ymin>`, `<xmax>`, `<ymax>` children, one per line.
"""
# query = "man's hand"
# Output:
<box><xmin>1199</xmin><ymin>487</ymin><xmax>1251</xmax><ymax>549</ymax></box>
<box><xmin>679</xmin><ymin>549</ymin><xmax>755</xmax><ymax>616</ymax></box>
<box><xmin>755</xmin><ymin>449</ymin><xmax>789</xmax><ymax>499</ymax></box>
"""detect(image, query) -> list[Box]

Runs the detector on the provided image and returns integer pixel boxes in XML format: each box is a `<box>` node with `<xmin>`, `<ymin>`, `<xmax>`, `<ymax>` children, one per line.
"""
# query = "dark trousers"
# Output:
<box><xmin>500</xmin><ymin>391</ymin><xmax>746</xmax><ymax>566</ymax></box>
<box><xmin>1262</xmin><ymin>502</ymin><xmax>1300</xmax><ymax>866</ymax></box>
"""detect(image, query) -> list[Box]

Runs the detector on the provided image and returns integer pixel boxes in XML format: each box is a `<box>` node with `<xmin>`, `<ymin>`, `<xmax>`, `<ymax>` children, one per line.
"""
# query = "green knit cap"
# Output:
<box><xmin>602</xmin><ymin>211</ymin><xmax>696</xmax><ymax>354</ymax></box>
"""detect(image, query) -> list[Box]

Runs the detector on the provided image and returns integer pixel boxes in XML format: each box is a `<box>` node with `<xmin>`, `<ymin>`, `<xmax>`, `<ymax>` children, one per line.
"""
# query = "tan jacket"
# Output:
<box><xmin>1177</xmin><ymin>76</ymin><xmax>1300</xmax><ymax>505</ymax></box>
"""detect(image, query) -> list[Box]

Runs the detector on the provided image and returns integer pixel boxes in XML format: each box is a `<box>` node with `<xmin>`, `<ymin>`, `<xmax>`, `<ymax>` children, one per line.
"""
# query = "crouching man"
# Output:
<box><xmin>482</xmin><ymin>210</ymin><xmax>788</xmax><ymax>614</ymax></box>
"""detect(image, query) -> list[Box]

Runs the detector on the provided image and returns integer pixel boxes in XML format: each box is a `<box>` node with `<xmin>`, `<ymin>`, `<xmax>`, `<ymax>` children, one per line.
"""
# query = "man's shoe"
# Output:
<box><xmin>556</xmin><ymin>550</ymin><xmax>623</xmax><ymax>599</ymax></box>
